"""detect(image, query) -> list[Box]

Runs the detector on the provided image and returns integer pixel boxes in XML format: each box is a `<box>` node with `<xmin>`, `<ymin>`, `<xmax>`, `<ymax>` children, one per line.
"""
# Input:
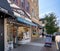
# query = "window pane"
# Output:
<box><xmin>13</xmin><ymin>0</ymin><xmax>18</xmax><ymax>4</ymax></box>
<box><xmin>26</xmin><ymin>2</ymin><xmax>30</xmax><ymax>13</ymax></box>
<box><xmin>21</xmin><ymin>0</ymin><xmax>25</xmax><ymax>7</ymax></box>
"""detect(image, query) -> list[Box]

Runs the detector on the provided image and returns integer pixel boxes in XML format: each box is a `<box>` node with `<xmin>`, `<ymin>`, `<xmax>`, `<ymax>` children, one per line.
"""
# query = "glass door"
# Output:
<box><xmin>7</xmin><ymin>23</ymin><xmax>13</xmax><ymax>50</ymax></box>
<box><xmin>7</xmin><ymin>23</ymin><xmax>18</xmax><ymax>49</ymax></box>
<box><xmin>13</xmin><ymin>26</ymin><xmax>18</xmax><ymax>48</ymax></box>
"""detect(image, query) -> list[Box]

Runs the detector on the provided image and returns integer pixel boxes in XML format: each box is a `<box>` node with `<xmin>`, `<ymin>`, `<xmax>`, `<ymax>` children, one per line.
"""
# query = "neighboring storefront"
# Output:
<box><xmin>0</xmin><ymin>0</ymin><xmax>14</xmax><ymax>51</ymax></box>
<box><xmin>31</xmin><ymin>17</ymin><xmax>41</xmax><ymax>40</ymax></box>
<box><xmin>31</xmin><ymin>25</ymin><xmax>41</xmax><ymax>40</ymax></box>
<box><xmin>31</xmin><ymin>26</ymin><xmax>38</xmax><ymax>40</ymax></box>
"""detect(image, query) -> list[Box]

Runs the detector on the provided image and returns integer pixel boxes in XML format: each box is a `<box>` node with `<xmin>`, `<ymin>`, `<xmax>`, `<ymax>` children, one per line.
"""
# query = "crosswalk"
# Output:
<box><xmin>25</xmin><ymin>42</ymin><xmax>44</xmax><ymax>47</ymax></box>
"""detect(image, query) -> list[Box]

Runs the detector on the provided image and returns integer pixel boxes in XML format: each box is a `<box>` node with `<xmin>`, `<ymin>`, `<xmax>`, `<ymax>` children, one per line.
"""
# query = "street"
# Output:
<box><xmin>11</xmin><ymin>37</ymin><xmax>57</xmax><ymax>51</ymax></box>
<box><xmin>41</xmin><ymin>42</ymin><xmax>57</xmax><ymax>51</ymax></box>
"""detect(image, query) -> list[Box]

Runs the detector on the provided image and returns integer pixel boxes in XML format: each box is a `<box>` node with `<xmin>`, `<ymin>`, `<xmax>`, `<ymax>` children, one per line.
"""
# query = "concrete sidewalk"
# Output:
<box><xmin>11</xmin><ymin>42</ymin><xmax>57</xmax><ymax>51</ymax></box>
<box><xmin>41</xmin><ymin>42</ymin><xmax>57</xmax><ymax>51</ymax></box>
<box><xmin>11</xmin><ymin>37</ymin><xmax>57</xmax><ymax>51</ymax></box>
<box><xmin>31</xmin><ymin>37</ymin><xmax>45</xmax><ymax>43</ymax></box>
<box><xmin>11</xmin><ymin>37</ymin><xmax>45</xmax><ymax>51</ymax></box>
<box><xmin>11</xmin><ymin>44</ymin><xmax>43</xmax><ymax>51</ymax></box>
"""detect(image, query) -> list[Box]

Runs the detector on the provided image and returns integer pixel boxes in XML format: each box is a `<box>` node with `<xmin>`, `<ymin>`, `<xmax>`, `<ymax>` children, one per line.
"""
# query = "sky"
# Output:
<box><xmin>39</xmin><ymin>0</ymin><xmax>60</xmax><ymax>26</ymax></box>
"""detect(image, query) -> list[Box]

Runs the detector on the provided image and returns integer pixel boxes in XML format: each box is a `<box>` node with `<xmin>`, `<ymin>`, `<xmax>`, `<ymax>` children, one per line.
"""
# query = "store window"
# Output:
<box><xmin>7</xmin><ymin>24</ymin><xmax>13</xmax><ymax>42</ymax></box>
<box><xmin>7</xmin><ymin>23</ymin><xmax>18</xmax><ymax>48</ymax></box>
<box><xmin>17</xmin><ymin>27</ymin><xmax>24</xmax><ymax>41</ymax></box>
<box><xmin>33</xmin><ymin>30</ymin><xmax>36</xmax><ymax>35</ymax></box>
<box><xmin>32</xmin><ymin>26</ymin><xmax>36</xmax><ymax>35</ymax></box>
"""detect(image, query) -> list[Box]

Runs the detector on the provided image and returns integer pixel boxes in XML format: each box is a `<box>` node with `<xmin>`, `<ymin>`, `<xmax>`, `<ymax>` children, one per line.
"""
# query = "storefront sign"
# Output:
<box><xmin>13</xmin><ymin>8</ymin><xmax>25</xmax><ymax>16</ymax></box>
<box><xmin>17</xmin><ymin>10</ymin><xmax>24</xmax><ymax>16</ymax></box>
<box><xmin>0</xmin><ymin>7</ymin><xmax>8</xmax><ymax>13</ymax></box>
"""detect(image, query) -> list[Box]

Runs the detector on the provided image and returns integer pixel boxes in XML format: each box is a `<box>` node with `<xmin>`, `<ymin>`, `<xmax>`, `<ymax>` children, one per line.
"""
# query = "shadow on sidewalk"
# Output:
<box><xmin>31</xmin><ymin>37</ymin><xmax>45</xmax><ymax>43</ymax></box>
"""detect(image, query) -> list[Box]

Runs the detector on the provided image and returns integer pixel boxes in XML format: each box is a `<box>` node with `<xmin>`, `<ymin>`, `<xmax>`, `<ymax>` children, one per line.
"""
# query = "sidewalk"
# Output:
<box><xmin>41</xmin><ymin>42</ymin><xmax>57</xmax><ymax>51</ymax></box>
<box><xmin>31</xmin><ymin>36</ymin><xmax>45</xmax><ymax>43</ymax></box>
<box><xmin>11</xmin><ymin>37</ymin><xmax>57</xmax><ymax>51</ymax></box>
<box><xmin>11</xmin><ymin>44</ymin><xmax>43</xmax><ymax>51</ymax></box>
<box><xmin>11</xmin><ymin>37</ymin><xmax>44</xmax><ymax>51</ymax></box>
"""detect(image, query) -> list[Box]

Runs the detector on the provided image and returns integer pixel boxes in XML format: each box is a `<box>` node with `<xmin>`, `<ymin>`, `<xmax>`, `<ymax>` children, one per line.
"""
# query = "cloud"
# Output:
<box><xmin>39</xmin><ymin>11</ymin><xmax>53</xmax><ymax>18</ymax></box>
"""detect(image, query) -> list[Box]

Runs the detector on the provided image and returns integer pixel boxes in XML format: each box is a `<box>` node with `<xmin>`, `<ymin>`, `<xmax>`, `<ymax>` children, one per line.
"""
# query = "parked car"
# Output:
<box><xmin>44</xmin><ymin>34</ymin><xmax>52</xmax><ymax>47</ymax></box>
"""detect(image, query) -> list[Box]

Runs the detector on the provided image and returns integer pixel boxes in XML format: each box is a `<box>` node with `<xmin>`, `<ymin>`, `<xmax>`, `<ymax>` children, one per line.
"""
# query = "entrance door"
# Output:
<box><xmin>13</xmin><ymin>26</ymin><xmax>18</xmax><ymax>48</ymax></box>
<box><xmin>0</xmin><ymin>18</ymin><xmax>4</xmax><ymax>51</ymax></box>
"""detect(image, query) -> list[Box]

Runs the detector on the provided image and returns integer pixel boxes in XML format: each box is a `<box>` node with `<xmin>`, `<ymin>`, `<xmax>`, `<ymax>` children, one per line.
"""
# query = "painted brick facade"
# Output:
<box><xmin>10</xmin><ymin>0</ymin><xmax>39</xmax><ymax>20</ymax></box>
<box><xmin>28</xmin><ymin>0</ymin><xmax>39</xmax><ymax>20</ymax></box>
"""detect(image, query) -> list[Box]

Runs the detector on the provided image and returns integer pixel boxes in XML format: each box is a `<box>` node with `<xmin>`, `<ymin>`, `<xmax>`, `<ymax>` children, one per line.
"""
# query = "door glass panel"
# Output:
<box><xmin>7</xmin><ymin>24</ymin><xmax>13</xmax><ymax>42</ymax></box>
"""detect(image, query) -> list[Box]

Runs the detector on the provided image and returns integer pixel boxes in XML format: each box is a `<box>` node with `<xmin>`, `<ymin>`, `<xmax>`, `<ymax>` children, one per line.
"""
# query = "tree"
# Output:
<box><xmin>44</xmin><ymin>13</ymin><xmax>59</xmax><ymax>34</ymax></box>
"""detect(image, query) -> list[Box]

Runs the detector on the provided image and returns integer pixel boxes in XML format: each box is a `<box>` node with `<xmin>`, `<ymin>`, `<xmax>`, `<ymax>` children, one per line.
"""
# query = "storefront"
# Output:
<box><xmin>0</xmin><ymin>0</ymin><xmax>37</xmax><ymax>51</ymax></box>
<box><xmin>31</xmin><ymin>17</ymin><xmax>41</xmax><ymax>40</ymax></box>
<box><xmin>8</xmin><ymin>0</ymin><xmax>37</xmax><ymax>45</ymax></box>
<box><xmin>0</xmin><ymin>0</ymin><xmax>14</xmax><ymax>51</ymax></box>
<box><xmin>4</xmin><ymin>16</ymin><xmax>37</xmax><ymax>51</ymax></box>
<box><xmin>16</xmin><ymin>17</ymin><xmax>37</xmax><ymax>44</ymax></box>
<box><xmin>31</xmin><ymin>26</ymin><xmax>37</xmax><ymax>39</ymax></box>
<box><xmin>0</xmin><ymin>9</ymin><xmax>14</xmax><ymax>51</ymax></box>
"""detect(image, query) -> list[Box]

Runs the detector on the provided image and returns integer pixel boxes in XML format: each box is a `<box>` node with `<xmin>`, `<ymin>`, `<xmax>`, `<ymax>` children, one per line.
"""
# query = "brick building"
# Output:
<box><xmin>8</xmin><ymin>0</ymin><xmax>40</xmax><ymax>40</ymax></box>
<box><xmin>3</xmin><ymin>0</ymin><xmax>40</xmax><ymax>51</ymax></box>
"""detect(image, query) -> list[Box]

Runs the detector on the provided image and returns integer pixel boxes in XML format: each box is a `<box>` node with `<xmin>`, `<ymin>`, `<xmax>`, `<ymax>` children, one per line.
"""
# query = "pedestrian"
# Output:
<box><xmin>42</xmin><ymin>33</ymin><xmax>44</xmax><ymax>37</ymax></box>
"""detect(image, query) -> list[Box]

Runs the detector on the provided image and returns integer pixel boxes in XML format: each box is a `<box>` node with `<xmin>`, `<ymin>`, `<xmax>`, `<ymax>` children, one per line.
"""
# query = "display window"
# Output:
<box><xmin>7</xmin><ymin>22</ymin><xmax>18</xmax><ymax>48</ymax></box>
<box><xmin>32</xmin><ymin>26</ymin><xmax>37</xmax><ymax>35</ymax></box>
<box><xmin>7</xmin><ymin>23</ymin><xmax>13</xmax><ymax>42</ymax></box>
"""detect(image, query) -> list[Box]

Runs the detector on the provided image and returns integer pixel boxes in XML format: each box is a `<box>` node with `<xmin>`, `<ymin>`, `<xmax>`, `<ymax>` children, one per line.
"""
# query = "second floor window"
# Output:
<box><xmin>13</xmin><ymin>0</ymin><xmax>18</xmax><ymax>5</ymax></box>
<box><xmin>21</xmin><ymin>0</ymin><xmax>25</xmax><ymax>7</ymax></box>
<box><xmin>26</xmin><ymin>2</ymin><xmax>30</xmax><ymax>13</ymax></box>
<box><xmin>32</xmin><ymin>9</ymin><xmax>34</xmax><ymax>17</ymax></box>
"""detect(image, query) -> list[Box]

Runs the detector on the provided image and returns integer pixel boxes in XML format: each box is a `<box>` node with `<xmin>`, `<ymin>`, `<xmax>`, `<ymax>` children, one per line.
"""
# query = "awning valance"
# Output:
<box><xmin>33</xmin><ymin>22</ymin><xmax>43</xmax><ymax>29</ymax></box>
<box><xmin>16</xmin><ymin>17</ymin><xmax>37</xmax><ymax>26</ymax></box>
